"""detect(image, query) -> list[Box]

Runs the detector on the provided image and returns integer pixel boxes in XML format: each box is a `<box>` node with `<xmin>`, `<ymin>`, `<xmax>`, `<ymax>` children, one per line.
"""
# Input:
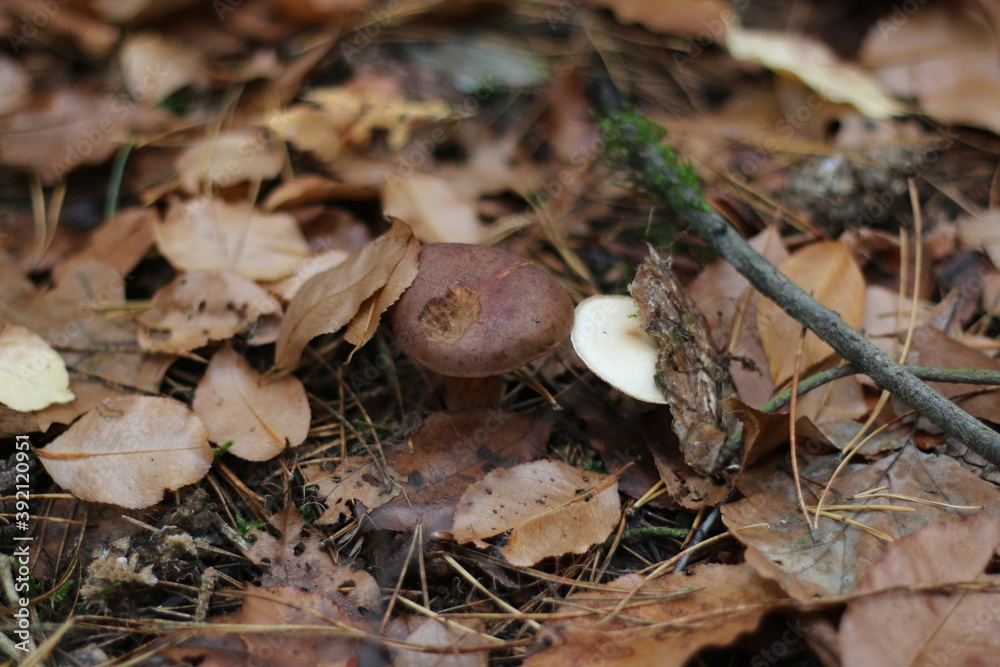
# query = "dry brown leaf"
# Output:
<box><xmin>273</xmin><ymin>218</ymin><xmax>417</xmax><ymax>372</ymax></box>
<box><xmin>525</xmin><ymin>563</ymin><xmax>790</xmax><ymax>667</ymax></box>
<box><xmin>37</xmin><ymin>396</ymin><xmax>212</xmax><ymax>509</ymax></box>
<box><xmin>52</xmin><ymin>207</ymin><xmax>157</xmax><ymax>285</ymax></box>
<box><xmin>343</xmin><ymin>222</ymin><xmax>420</xmax><ymax>356</ymax></box>
<box><xmin>839</xmin><ymin>514</ymin><xmax>1000</xmax><ymax>665</ymax></box>
<box><xmin>382</xmin><ymin>172</ymin><xmax>489</xmax><ymax>244</ymax></box>
<box><xmin>721</xmin><ymin>446</ymin><xmax>1000</xmax><ymax>599</ymax></box>
<box><xmin>907</xmin><ymin>326</ymin><xmax>1000</xmax><ymax>424</ymax></box>
<box><xmin>860</xmin><ymin>3</ymin><xmax>1000</xmax><ymax>133</ymax></box>
<box><xmin>726</xmin><ymin>23</ymin><xmax>906</xmax><ymax>120</ymax></box>
<box><xmin>157</xmin><ymin>198</ymin><xmax>310</xmax><ymax>281</ymax></box>
<box><xmin>192</xmin><ymin>346</ymin><xmax>309</xmax><ymax>461</ymax></box>
<box><xmin>371</xmin><ymin>409</ymin><xmax>549</xmax><ymax>533</ymax></box>
<box><xmin>451</xmin><ymin>459</ymin><xmax>620</xmax><ymax>567</ymax></box>
<box><xmin>585</xmin><ymin>0</ymin><xmax>734</xmax><ymax>39</ymax></box>
<box><xmin>136</xmin><ymin>271</ymin><xmax>282</xmax><ymax>353</ymax></box>
<box><xmin>861</xmin><ymin>284</ymin><xmax>931</xmax><ymax>361</ymax></box>
<box><xmin>0</xmin><ymin>258</ymin><xmax>174</xmax><ymax>430</ymax></box>
<box><xmin>0</xmin><ymin>324</ymin><xmax>74</xmax><ymax>412</ymax></box>
<box><xmin>758</xmin><ymin>241</ymin><xmax>865</xmax><ymax>388</ymax></box>
<box><xmin>174</xmin><ymin>129</ymin><xmax>283</xmax><ymax>194</ymax></box>
<box><xmin>640</xmin><ymin>409</ymin><xmax>731</xmax><ymax>510</ymax></box>
<box><xmin>120</xmin><ymin>32</ymin><xmax>208</xmax><ymax>105</ymax></box>
<box><xmin>246</xmin><ymin>505</ymin><xmax>381</xmax><ymax>608</ymax></box>
<box><xmin>304</xmin><ymin>455</ymin><xmax>403</xmax><ymax>525</ymax></box>
<box><xmin>262</xmin><ymin>174</ymin><xmax>377</xmax><ymax>210</ymax></box>
<box><xmin>265</xmin><ymin>248</ymin><xmax>352</xmax><ymax>302</ymax></box>
<box><xmin>0</xmin><ymin>55</ymin><xmax>30</xmax><ymax>117</ymax></box>
<box><xmin>0</xmin><ymin>89</ymin><xmax>167</xmax><ymax>184</ymax></box>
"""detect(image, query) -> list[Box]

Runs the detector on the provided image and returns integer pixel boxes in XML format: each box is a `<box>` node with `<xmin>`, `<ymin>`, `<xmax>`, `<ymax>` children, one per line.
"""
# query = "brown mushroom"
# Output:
<box><xmin>390</xmin><ymin>243</ymin><xmax>574</xmax><ymax>407</ymax></box>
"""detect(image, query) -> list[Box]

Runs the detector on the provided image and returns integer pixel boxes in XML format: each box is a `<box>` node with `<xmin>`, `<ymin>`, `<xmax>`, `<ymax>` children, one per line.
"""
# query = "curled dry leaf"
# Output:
<box><xmin>37</xmin><ymin>396</ymin><xmax>213</xmax><ymax>509</ymax></box>
<box><xmin>757</xmin><ymin>241</ymin><xmax>865</xmax><ymax>388</ymax></box>
<box><xmin>525</xmin><ymin>563</ymin><xmax>789</xmax><ymax>667</ymax></box>
<box><xmin>451</xmin><ymin>459</ymin><xmax>620</xmax><ymax>567</ymax></box>
<box><xmin>840</xmin><ymin>514</ymin><xmax>1000</xmax><ymax>666</ymax></box>
<box><xmin>158</xmin><ymin>198</ymin><xmax>310</xmax><ymax>281</ymax></box>
<box><xmin>262</xmin><ymin>174</ymin><xmax>377</xmax><ymax>211</ymax></box>
<box><xmin>174</xmin><ymin>128</ymin><xmax>283</xmax><ymax>194</ymax></box>
<box><xmin>193</xmin><ymin>346</ymin><xmax>309</xmax><ymax>461</ymax></box>
<box><xmin>136</xmin><ymin>271</ymin><xmax>282</xmax><ymax>353</ymax></box>
<box><xmin>273</xmin><ymin>218</ymin><xmax>418</xmax><ymax>372</ymax></box>
<box><xmin>0</xmin><ymin>324</ymin><xmax>75</xmax><ymax>412</ymax></box>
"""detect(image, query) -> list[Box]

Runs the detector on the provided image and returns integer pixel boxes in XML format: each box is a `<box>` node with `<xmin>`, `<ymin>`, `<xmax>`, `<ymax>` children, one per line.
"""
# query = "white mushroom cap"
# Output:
<box><xmin>570</xmin><ymin>295</ymin><xmax>667</xmax><ymax>404</ymax></box>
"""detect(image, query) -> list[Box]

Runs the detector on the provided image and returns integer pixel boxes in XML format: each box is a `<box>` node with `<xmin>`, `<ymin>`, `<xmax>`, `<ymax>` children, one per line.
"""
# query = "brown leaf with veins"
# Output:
<box><xmin>721</xmin><ymin>446</ymin><xmax>1000</xmax><ymax>599</ymax></box>
<box><xmin>840</xmin><ymin>513</ymin><xmax>1000</xmax><ymax>666</ymax></box>
<box><xmin>525</xmin><ymin>563</ymin><xmax>790</xmax><ymax>667</ymax></box>
<box><xmin>37</xmin><ymin>396</ymin><xmax>213</xmax><ymax>509</ymax></box>
<box><xmin>907</xmin><ymin>326</ymin><xmax>1000</xmax><ymax>424</ymax></box>
<box><xmin>451</xmin><ymin>459</ymin><xmax>620</xmax><ymax>567</ymax></box>
<box><xmin>274</xmin><ymin>218</ymin><xmax>417</xmax><ymax>372</ymax></box>
<box><xmin>370</xmin><ymin>409</ymin><xmax>548</xmax><ymax>534</ymax></box>
<box><xmin>303</xmin><ymin>455</ymin><xmax>403</xmax><ymax>525</ymax></box>
<box><xmin>193</xmin><ymin>346</ymin><xmax>309</xmax><ymax>461</ymax></box>
<box><xmin>136</xmin><ymin>271</ymin><xmax>282</xmax><ymax>353</ymax></box>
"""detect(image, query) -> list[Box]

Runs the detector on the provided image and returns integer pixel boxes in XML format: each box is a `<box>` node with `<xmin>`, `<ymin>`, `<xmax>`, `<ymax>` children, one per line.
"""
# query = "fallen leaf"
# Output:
<box><xmin>584</xmin><ymin>0</ymin><xmax>734</xmax><ymax>39</ymax></box>
<box><xmin>265</xmin><ymin>248</ymin><xmax>352</xmax><ymax>302</ymax></box>
<box><xmin>957</xmin><ymin>209</ymin><xmax>1000</xmax><ymax>270</ymax></box>
<box><xmin>640</xmin><ymin>410</ymin><xmax>731</xmax><ymax>510</ymax></box>
<box><xmin>304</xmin><ymin>455</ymin><xmax>403</xmax><ymax>525</ymax></box>
<box><xmin>721</xmin><ymin>446</ymin><xmax>1000</xmax><ymax>599</ymax></box>
<box><xmin>157</xmin><ymin>197</ymin><xmax>310</xmax><ymax>281</ymax></box>
<box><xmin>273</xmin><ymin>218</ymin><xmax>417</xmax><ymax>372</ymax></box>
<box><xmin>174</xmin><ymin>128</ymin><xmax>283</xmax><ymax>194</ymax></box>
<box><xmin>37</xmin><ymin>396</ymin><xmax>213</xmax><ymax>509</ymax></box>
<box><xmin>0</xmin><ymin>55</ymin><xmax>30</xmax><ymax>117</ymax></box>
<box><xmin>344</xmin><ymin>221</ymin><xmax>420</xmax><ymax>356</ymax></box>
<box><xmin>192</xmin><ymin>346</ymin><xmax>309</xmax><ymax>461</ymax></box>
<box><xmin>383</xmin><ymin>172</ymin><xmax>489</xmax><ymax>244</ymax></box>
<box><xmin>247</xmin><ymin>505</ymin><xmax>382</xmax><ymax>608</ymax></box>
<box><xmin>370</xmin><ymin>409</ymin><xmax>548</xmax><ymax>533</ymax></box>
<box><xmin>451</xmin><ymin>459</ymin><xmax>620</xmax><ymax>567</ymax></box>
<box><xmin>52</xmin><ymin>207</ymin><xmax>157</xmax><ymax>285</ymax></box>
<box><xmin>120</xmin><ymin>32</ymin><xmax>208</xmax><ymax>105</ymax></box>
<box><xmin>525</xmin><ymin>563</ymin><xmax>790</xmax><ymax>667</ymax></box>
<box><xmin>860</xmin><ymin>3</ymin><xmax>1000</xmax><ymax>133</ymax></box>
<box><xmin>390</xmin><ymin>616</ymin><xmax>488</xmax><ymax>667</ymax></box>
<box><xmin>906</xmin><ymin>326</ymin><xmax>1000</xmax><ymax>424</ymax></box>
<box><xmin>262</xmin><ymin>174</ymin><xmax>377</xmax><ymax>210</ymax></box>
<box><xmin>757</xmin><ymin>241</ymin><xmax>865</xmax><ymax>388</ymax></box>
<box><xmin>0</xmin><ymin>324</ymin><xmax>75</xmax><ymax>412</ymax></box>
<box><xmin>0</xmin><ymin>89</ymin><xmax>167</xmax><ymax>184</ymax></box>
<box><xmin>726</xmin><ymin>22</ymin><xmax>906</xmax><ymax>120</ymax></box>
<box><xmin>839</xmin><ymin>514</ymin><xmax>1000</xmax><ymax>666</ymax></box>
<box><xmin>136</xmin><ymin>271</ymin><xmax>282</xmax><ymax>353</ymax></box>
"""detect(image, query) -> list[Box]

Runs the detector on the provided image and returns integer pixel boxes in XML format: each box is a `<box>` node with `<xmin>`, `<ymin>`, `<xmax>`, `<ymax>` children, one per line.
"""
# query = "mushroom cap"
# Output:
<box><xmin>390</xmin><ymin>243</ymin><xmax>574</xmax><ymax>377</ymax></box>
<box><xmin>571</xmin><ymin>295</ymin><xmax>667</xmax><ymax>404</ymax></box>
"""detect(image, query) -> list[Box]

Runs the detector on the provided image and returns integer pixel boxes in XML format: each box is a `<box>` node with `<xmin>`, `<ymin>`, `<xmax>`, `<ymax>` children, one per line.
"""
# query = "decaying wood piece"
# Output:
<box><xmin>630</xmin><ymin>247</ymin><xmax>740</xmax><ymax>474</ymax></box>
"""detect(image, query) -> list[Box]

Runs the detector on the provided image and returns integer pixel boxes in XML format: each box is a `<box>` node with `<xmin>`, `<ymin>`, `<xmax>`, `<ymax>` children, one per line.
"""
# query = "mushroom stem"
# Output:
<box><xmin>441</xmin><ymin>374</ymin><xmax>503</xmax><ymax>409</ymax></box>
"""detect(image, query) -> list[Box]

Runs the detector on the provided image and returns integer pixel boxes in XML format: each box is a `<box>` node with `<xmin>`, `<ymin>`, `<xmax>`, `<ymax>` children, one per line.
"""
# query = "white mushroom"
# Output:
<box><xmin>570</xmin><ymin>295</ymin><xmax>667</xmax><ymax>404</ymax></box>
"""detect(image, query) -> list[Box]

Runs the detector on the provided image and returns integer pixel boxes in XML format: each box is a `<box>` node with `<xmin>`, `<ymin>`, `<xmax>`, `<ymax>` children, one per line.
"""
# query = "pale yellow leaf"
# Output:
<box><xmin>757</xmin><ymin>241</ymin><xmax>866</xmax><ymax>387</ymax></box>
<box><xmin>193</xmin><ymin>346</ymin><xmax>310</xmax><ymax>461</ymax></box>
<box><xmin>136</xmin><ymin>271</ymin><xmax>282</xmax><ymax>353</ymax></box>
<box><xmin>382</xmin><ymin>173</ymin><xmax>488</xmax><ymax>243</ymax></box>
<box><xmin>726</xmin><ymin>22</ymin><xmax>906</xmax><ymax>120</ymax></box>
<box><xmin>273</xmin><ymin>218</ymin><xmax>416</xmax><ymax>372</ymax></box>
<box><xmin>37</xmin><ymin>396</ymin><xmax>212</xmax><ymax>509</ymax></box>
<box><xmin>157</xmin><ymin>198</ymin><xmax>310</xmax><ymax>281</ymax></box>
<box><xmin>451</xmin><ymin>460</ymin><xmax>620</xmax><ymax>567</ymax></box>
<box><xmin>0</xmin><ymin>324</ymin><xmax>75</xmax><ymax>412</ymax></box>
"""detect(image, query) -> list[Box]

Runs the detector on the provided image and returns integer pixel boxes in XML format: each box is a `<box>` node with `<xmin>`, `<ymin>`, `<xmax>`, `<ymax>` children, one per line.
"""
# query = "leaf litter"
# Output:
<box><xmin>7</xmin><ymin>1</ymin><xmax>1000</xmax><ymax>665</ymax></box>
